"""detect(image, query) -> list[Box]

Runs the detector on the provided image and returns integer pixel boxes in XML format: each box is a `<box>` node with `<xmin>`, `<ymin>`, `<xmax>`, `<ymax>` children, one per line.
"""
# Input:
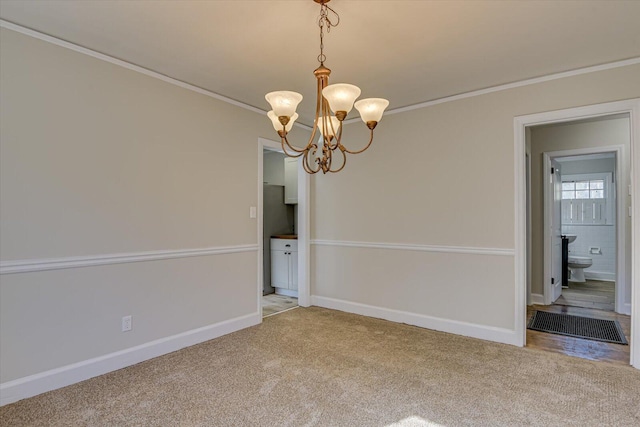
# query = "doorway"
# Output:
<box><xmin>529</xmin><ymin>118</ymin><xmax>629</xmax><ymax>363</ymax></box>
<box><xmin>552</xmin><ymin>151</ymin><xmax>620</xmax><ymax>312</ymax></box>
<box><xmin>257</xmin><ymin>138</ymin><xmax>310</xmax><ymax>318</ymax></box>
<box><xmin>514</xmin><ymin>99</ymin><xmax>640</xmax><ymax>369</ymax></box>
<box><xmin>541</xmin><ymin>147</ymin><xmax>625</xmax><ymax>313</ymax></box>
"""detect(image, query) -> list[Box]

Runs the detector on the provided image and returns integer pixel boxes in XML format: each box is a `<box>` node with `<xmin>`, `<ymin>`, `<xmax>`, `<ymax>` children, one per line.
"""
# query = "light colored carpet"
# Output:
<box><xmin>1</xmin><ymin>307</ymin><xmax>639</xmax><ymax>426</ymax></box>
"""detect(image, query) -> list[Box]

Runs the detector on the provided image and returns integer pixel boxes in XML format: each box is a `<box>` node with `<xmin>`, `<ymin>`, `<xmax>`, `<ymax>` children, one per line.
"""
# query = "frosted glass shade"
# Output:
<box><xmin>316</xmin><ymin>115</ymin><xmax>341</xmax><ymax>138</ymax></box>
<box><xmin>354</xmin><ymin>98</ymin><xmax>389</xmax><ymax>123</ymax></box>
<box><xmin>267</xmin><ymin>111</ymin><xmax>298</xmax><ymax>132</ymax></box>
<box><xmin>322</xmin><ymin>83</ymin><xmax>361</xmax><ymax>114</ymax></box>
<box><xmin>265</xmin><ymin>91</ymin><xmax>303</xmax><ymax>118</ymax></box>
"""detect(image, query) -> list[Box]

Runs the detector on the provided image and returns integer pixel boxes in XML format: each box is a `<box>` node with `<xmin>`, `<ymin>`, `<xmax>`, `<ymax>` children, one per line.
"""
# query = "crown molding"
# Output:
<box><xmin>0</xmin><ymin>20</ymin><xmax>315</xmax><ymax>131</ymax></box>
<box><xmin>343</xmin><ymin>56</ymin><xmax>640</xmax><ymax>125</ymax></box>
<box><xmin>2</xmin><ymin>19</ymin><xmax>638</xmax><ymax>129</ymax></box>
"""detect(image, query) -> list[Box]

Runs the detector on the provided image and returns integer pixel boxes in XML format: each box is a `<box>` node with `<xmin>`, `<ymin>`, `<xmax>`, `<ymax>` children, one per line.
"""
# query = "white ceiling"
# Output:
<box><xmin>1</xmin><ymin>0</ymin><xmax>639</xmax><ymax>126</ymax></box>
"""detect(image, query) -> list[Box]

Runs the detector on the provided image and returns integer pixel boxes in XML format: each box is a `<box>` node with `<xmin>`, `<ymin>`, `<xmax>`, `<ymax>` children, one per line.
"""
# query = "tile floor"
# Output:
<box><xmin>262</xmin><ymin>294</ymin><xmax>298</xmax><ymax>317</ymax></box>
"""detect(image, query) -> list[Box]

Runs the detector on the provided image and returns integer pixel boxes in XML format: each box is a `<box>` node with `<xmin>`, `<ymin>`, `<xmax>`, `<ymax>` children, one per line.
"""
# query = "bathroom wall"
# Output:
<box><xmin>563</xmin><ymin>225</ymin><xmax>615</xmax><ymax>280</ymax></box>
<box><xmin>560</xmin><ymin>156</ymin><xmax>616</xmax><ymax>280</ymax></box>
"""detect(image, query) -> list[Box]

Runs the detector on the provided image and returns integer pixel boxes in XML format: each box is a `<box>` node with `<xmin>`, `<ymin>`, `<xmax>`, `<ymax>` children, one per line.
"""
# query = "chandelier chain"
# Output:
<box><xmin>317</xmin><ymin>2</ymin><xmax>339</xmax><ymax>65</ymax></box>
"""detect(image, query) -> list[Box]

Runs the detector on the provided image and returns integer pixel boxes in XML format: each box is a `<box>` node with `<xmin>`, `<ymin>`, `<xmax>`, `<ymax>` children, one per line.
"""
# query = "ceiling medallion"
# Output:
<box><xmin>265</xmin><ymin>0</ymin><xmax>389</xmax><ymax>174</ymax></box>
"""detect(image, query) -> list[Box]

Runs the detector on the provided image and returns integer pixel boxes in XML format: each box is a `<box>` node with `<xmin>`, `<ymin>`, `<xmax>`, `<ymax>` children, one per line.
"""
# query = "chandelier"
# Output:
<box><xmin>265</xmin><ymin>0</ymin><xmax>389</xmax><ymax>174</ymax></box>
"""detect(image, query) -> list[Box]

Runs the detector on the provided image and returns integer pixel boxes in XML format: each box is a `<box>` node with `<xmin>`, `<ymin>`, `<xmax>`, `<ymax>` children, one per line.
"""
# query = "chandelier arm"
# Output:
<box><xmin>280</xmin><ymin>134</ymin><xmax>306</xmax><ymax>156</ymax></box>
<box><xmin>340</xmin><ymin>128</ymin><xmax>375</xmax><ymax>155</ymax></box>
<box><xmin>303</xmin><ymin>147</ymin><xmax>321</xmax><ymax>174</ymax></box>
<box><xmin>328</xmin><ymin>146</ymin><xmax>347</xmax><ymax>173</ymax></box>
<box><xmin>306</xmin><ymin>115</ymin><xmax>320</xmax><ymax>153</ymax></box>
<box><xmin>302</xmin><ymin>153</ymin><xmax>314</xmax><ymax>174</ymax></box>
<box><xmin>329</xmin><ymin>121</ymin><xmax>343</xmax><ymax>150</ymax></box>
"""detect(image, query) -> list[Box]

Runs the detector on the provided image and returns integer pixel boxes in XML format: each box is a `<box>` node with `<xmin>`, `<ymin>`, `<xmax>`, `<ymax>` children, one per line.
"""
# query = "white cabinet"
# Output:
<box><xmin>270</xmin><ymin>238</ymin><xmax>298</xmax><ymax>293</ymax></box>
<box><xmin>284</xmin><ymin>157</ymin><xmax>298</xmax><ymax>204</ymax></box>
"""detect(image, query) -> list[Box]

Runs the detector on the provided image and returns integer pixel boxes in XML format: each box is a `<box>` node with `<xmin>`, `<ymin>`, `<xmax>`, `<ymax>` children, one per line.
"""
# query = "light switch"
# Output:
<box><xmin>250</xmin><ymin>206</ymin><xmax>257</xmax><ymax>218</ymax></box>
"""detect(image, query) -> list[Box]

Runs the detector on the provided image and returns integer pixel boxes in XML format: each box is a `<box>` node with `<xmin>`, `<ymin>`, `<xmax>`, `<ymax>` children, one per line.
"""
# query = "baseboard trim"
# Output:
<box><xmin>311</xmin><ymin>239</ymin><xmax>514</xmax><ymax>257</ymax></box>
<box><xmin>530</xmin><ymin>293</ymin><xmax>545</xmax><ymax>305</ymax></box>
<box><xmin>584</xmin><ymin>271</ymin><xmax>616</xmax><ymax>282</ymax></box>
<box><xmin>0</xmin><ymin>312</ymin><xmax>261</xmax><ymax>406</ymax></box>
<box><xmin>310</xmin><ymin>295</ymin><xmax>519</xmax><ymax>346</ymax></box>
<box><xmin>0</xmin><ymin>244</ymin><xmax>258</xmax><ymax>275</ymax></box>
<box><xmin>621</xmin><ymin>303</ymin><xmax>632</xmax><ymax>316</ymax></box>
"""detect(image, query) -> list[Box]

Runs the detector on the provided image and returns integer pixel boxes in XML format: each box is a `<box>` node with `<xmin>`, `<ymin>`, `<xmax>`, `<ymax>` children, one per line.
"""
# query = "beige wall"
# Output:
<box><xmin>2</xmin><ymin>23</ymin><xmax>639</xmax><ymax>387</ymax></box>
<box><xmin>311</xmin><ymin>63</ymin><xmax>640</xmax><ymax>331</ymax></box>
<box><xmin>0</xmin><ymin>28</ymin><xmax>274</xmax><ymax>382</ymax></box>
<box><xmin>529</xmin><ymin>118</ymin><xmax>631</xmax><ymax>302</ymax></box>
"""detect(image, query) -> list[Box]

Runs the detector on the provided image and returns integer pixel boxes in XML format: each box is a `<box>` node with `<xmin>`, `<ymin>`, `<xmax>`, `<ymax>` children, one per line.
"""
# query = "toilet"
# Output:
<box><xmin>567</xmin><ymin>255</ymin><xmax>593</xmax><ymax>283</ymax></box>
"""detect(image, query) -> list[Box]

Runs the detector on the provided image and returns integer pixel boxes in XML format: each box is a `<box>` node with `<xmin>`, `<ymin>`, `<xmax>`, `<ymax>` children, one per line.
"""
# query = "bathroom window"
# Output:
<box><xmin>561</xmin><ymin>173</ymin><xmax>614</xmax><ymax>225</ymax></box>
<box><xmin>562</xmin><ymin>180</ymin><xmax>604</xmax><ymax>200</ymax></box>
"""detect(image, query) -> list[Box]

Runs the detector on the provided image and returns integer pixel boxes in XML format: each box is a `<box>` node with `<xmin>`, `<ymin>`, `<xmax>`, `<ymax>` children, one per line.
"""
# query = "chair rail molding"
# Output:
<box><xmin>311</xmin><ymin>239</ymin><xmax>514</xmax><ymax>257</ymax></box>
<box><xmin>0</xmin><ymin>244</ymin><xmax>259</xmax><ymax>275</ymax></box>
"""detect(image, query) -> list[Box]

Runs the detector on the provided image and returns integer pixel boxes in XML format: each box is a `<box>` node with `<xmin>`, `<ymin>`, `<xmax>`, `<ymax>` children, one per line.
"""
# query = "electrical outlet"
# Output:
<box><xmin>250</xmin><ymin>206</ymin><xmax>257</xmax><ymax>218</ymax></box>
<box><xmin>121</xmin><ymin>315</ymin><xmax>132</xmax><ymax>332</ymax></box>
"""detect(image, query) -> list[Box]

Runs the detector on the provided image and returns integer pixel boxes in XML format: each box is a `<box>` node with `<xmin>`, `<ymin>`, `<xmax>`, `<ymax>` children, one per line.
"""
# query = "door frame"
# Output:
<box><xmin>542</xmin><ymin>147</ymin><xmax>626</xmax><ymax>311</ymax></box>
<box><xmin>514</xmin><ymin>98</ymin><xmax>640</xmax><ymax>369</ymax></box>
<box><xmin>257</xmin><ymin>137</ymin><xmax>311</xmax><ymax>316</ymax></box>
<box><xmin>542</xmin><ymin>155</ymin><xmax>564</xmax><ymax>305</ymax></box>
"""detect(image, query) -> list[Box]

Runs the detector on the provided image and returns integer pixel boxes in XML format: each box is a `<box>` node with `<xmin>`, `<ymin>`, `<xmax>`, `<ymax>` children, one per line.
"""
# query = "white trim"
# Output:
<box><xmin>311</xmin><ymin>296</ymin><xmax>519</xmax><ymax>346</ymax></box>
<box><xmin>344</xmin><ymin>57</ymin><xmax>640</xmax><ymax>125</ymax></box>
<box><xmin>2</xmin><ymin>20</ymin><xmax>638</xmax><ymax>130</ymax></box>
<box><xmin>530</xmin><ymin>293</ymin><xmax>545</xmax><ymax>305</ymax></box>
<box><xmin>0</xmin><ymin>244</ymin><xmax>258</xmax><ymax>275</ymax></box>
<box><xmin>542</xmin><ymin>153</ymin><xmax>555</xmax><ymax>305</ymax></box>
<box><xmin>0</xmin><ymin>20</ymin><xmax>313</xmax><ymax>131</ymax></box>
<box><xmin>311</xmin><ymin>239</ymin><xmax>514</xmax><ymax>257</ymax></box>
<box><xmin>623</xmin><ymin>303</ymin><xmax>632</xmax><ymax>316</ymax></box>
<box><xmin>296</xmin><ymin>155</ymin><xmax>311</xmax><ymax>308</ymax></box>
<box><xmin>514</xmin><ymin>98</ymin><xmax>640</xmax><ymax>369</ymax></box>
<box><xmin>514</xmin><ymin>112</ymin><xmax>528</xmax><ymax>347</ymax></box>
<box><xmin>526</xmin><ymin>152</ymin><xmax>533</xmax><ymax>306</ymax></box>
<box><xmin>0</xmin><ymin>311</ymin><xmax>261</xmax><ymax>406</ymax></box>
<box><xmin>584</xmin><ymin>271</ymin><xmax>616</xmax><ymax>282</ymax></box>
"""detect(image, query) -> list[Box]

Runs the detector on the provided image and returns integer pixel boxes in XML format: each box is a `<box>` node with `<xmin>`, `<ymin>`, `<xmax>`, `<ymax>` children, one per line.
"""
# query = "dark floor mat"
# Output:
<box><xmin>528</xmin><ymin>311</ymin><xmax>628</xmax><ymax>345</ymax></box>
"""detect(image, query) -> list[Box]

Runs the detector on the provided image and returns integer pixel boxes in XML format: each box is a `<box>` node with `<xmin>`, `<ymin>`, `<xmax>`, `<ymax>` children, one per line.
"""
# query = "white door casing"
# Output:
<box><xmin>258</xmin><ymin>137</ymin><xmax>311</xmax><ymax>316</ymax></box>
<box><xmin>514</xmin><ymin>98</ymin><xmax>640</xmax><ymax>369</ymax></box>
<box><xmin>543</xmin><ymin>155</ymin><xmax>563</xmax><ymax>304</ymax></box>
<box><xmin>550</xmin><ymin>159</ymin><xmax>563</xmax><ymax>303</ymax></box>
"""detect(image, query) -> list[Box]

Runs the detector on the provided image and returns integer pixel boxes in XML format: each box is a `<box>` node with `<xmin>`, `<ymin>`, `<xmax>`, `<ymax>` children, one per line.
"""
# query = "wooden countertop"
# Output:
<box><xmin>271</xmin><ymin>235</ymin><xmax>298</xmax><ymax>240</ymax></box>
